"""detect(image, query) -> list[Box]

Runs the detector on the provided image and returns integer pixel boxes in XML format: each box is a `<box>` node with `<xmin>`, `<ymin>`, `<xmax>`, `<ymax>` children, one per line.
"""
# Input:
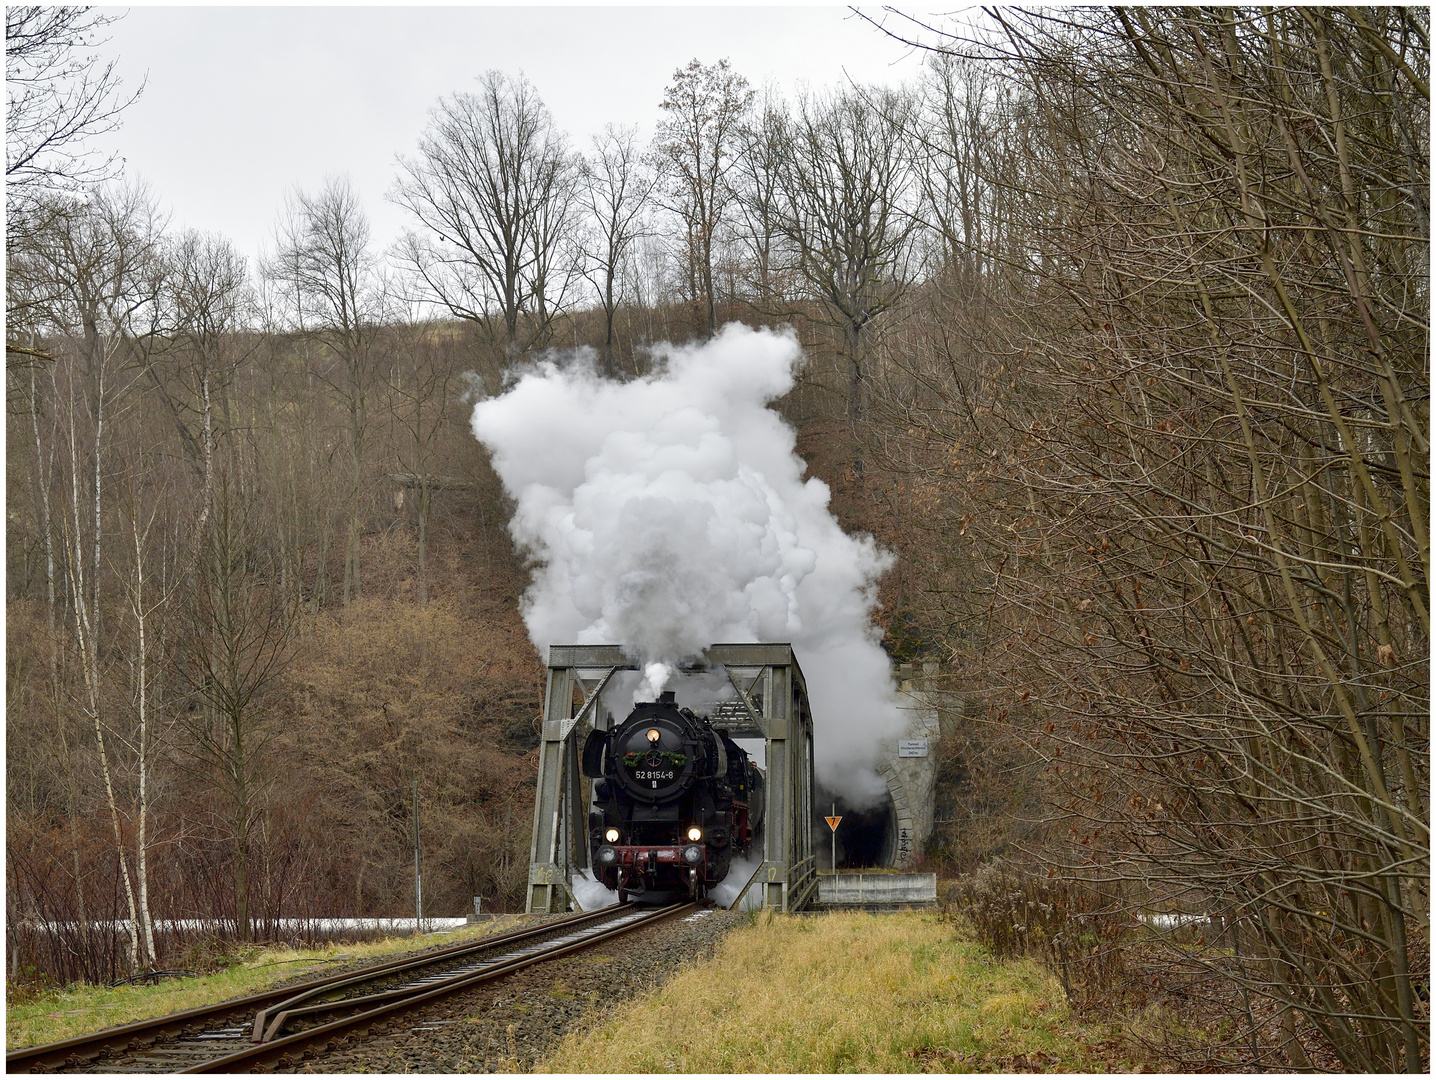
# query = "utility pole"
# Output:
<box><xmin>413</xmin><ymin>779</ymin><xmax>422</xmax><ymax>932</ymax></box>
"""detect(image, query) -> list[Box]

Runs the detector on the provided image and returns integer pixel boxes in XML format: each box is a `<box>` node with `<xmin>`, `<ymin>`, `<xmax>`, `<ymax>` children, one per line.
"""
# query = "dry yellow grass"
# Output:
<box><xmin>538</xmin><ymin>910</ymin><xmax>1130</xmax><ymax>1073</ymax></box>
<box><xmin>6</xmin><ymin>918</ymin><xmax>524</xmax><ymax>1050</ymax></box>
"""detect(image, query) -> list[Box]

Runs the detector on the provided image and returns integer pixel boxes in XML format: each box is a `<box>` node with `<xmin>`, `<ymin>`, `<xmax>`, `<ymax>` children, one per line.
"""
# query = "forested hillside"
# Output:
<box><xmin>7</xmin><ymin>7</ymin><xmax>1428</xmax><ymax>1071</ymax></box>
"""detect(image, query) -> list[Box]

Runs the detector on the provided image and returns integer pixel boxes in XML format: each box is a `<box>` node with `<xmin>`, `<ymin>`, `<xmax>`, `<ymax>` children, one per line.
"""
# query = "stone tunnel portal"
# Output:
<box><xmin>812</xmin><ymin>661</ymin><xmax>945</xmax><ymax>872</ymax></box>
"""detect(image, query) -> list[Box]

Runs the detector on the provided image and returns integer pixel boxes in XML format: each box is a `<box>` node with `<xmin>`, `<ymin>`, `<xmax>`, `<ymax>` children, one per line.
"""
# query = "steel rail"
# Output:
<box><xmin>5</xmin><ymin>906</ymin><xmax>624</xmax><ymax>1073</ymax></box>
<box><xmin>249</xmin><ymin>904</ymin><xmax>642</xmax><ymax>1043</ymax></box>
<box><xmin>180</xmin><ymin>903</ymin><xmax>696</xmax><ymax>1074</ymax></box>
<box><xmin>249</xmin><ymin>907</ymin><xmax>622</xmax><ymax>1043</ymax></box>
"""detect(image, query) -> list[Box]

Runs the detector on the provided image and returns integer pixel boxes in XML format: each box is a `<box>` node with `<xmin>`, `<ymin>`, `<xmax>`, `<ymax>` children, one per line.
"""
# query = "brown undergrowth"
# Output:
<box><xmin>946</xmin><ymin>860</ymin><xmax>1372</xmax><ymax>1071</ymax></box>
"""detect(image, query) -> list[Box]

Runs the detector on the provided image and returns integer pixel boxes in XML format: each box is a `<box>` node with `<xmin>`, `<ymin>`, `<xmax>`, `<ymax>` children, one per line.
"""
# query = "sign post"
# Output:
<box><xmin>413</xmin><ymin>778</ymin><xmax>422</xmax><ymax>931</ymax></box>
<box><xmin>825</xmin><ymin>803</ymin><xmax>843</xmax><ymax>873</ymax></box>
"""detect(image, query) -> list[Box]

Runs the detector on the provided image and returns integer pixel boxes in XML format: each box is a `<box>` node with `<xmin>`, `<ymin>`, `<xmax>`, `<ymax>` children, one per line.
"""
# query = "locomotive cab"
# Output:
<box><xmin>583</xmin><ymin>691</ymin><xmax>762</xmax><ymax>903</ymax></box>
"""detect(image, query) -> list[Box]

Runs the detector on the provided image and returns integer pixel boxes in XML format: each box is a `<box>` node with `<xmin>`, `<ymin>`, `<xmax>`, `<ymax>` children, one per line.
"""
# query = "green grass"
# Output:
<box><xmin>6</xmin><ymin>918</ymin><xmax>524</xmax><ymax>1051</ymax></box>
<box><xmin>538</xmin><ymin>910</ymin><xmax>1140</xmax><ymax>1073</ymax></box>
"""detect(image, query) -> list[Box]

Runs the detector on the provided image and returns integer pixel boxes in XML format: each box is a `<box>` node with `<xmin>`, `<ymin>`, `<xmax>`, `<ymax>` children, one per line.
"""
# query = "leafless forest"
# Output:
<box><xmin>6</xmin><ymin>7</ymin><xmax>1428</xmax><ymax>1070</ymax></box>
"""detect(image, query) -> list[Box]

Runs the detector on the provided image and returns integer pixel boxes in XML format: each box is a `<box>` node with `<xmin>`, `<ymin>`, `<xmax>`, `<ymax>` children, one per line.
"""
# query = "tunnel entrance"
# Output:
<box><xmin>815</xmin><ymin>787</ymin><xmax>897</xmax><ymax>869</ymax></box>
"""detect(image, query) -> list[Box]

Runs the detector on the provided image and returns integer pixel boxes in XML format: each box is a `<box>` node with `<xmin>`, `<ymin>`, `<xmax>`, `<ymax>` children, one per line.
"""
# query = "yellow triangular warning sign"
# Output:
<box><xmin>825</xmin><ymin>815</ymin><xmax>842</xmax><ymax>832</ymax></box>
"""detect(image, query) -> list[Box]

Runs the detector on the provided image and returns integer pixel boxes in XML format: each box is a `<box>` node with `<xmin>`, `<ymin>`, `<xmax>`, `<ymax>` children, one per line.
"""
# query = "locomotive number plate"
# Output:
<box><xmin>634</xmin><ymin>769</ymin><xmax>676</xmax><ymax>781</ymax></box>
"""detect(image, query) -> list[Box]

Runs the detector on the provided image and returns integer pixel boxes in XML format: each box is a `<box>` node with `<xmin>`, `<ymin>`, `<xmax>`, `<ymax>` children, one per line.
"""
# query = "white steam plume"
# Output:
<box><xmin>471</xmin><ymin>323</ymin><xmax>906</xmax><ymax>802</ymax></box>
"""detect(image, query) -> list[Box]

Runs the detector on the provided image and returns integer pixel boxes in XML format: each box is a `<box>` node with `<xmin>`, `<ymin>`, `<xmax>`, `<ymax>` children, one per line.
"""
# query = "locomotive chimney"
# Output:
<box><xmin>659</xmin><ymin>690</ymin><xmax>677</xmax><ymax>704</ymax></box>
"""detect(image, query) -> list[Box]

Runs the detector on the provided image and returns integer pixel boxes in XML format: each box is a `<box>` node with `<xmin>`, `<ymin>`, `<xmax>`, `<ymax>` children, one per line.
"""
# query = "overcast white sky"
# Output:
<box><xmin>90</xmin><ymin>4</ymin><xmax>947</xmax><ymax>268</ymax></box>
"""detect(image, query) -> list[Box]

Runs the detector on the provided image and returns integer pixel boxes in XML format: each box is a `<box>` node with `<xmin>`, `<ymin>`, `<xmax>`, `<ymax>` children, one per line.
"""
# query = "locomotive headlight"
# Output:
<box><xmin>682</xmin><ymin>844</ymin><xmax>704</xmax><ymax>865</ymax></box>
<box><xmin>596</xmin><ymin>845</ymin><xmax>618</xmax><ymax>865</ymax></box>
<box><xmin>685</xmin><ymin>826</ymin><xmax>703</xmax><ymax>842</ymax></box>
<box><xmin>604</xmin><ymin>827</ymin><xmax>620</xmax><ymax>843</ymax></box>
<box><xmin>646</xmin><ymin>728</ymin><xmax>661</xmax><ymax>743</ymax></box>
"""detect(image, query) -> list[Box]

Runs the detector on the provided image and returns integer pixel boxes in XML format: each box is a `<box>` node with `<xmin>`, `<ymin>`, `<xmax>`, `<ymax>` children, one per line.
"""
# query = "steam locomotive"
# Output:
<box><xmin>582</xmin><ymin>690</ymin><xmax>764</xmax><ymax>902</ymax></box>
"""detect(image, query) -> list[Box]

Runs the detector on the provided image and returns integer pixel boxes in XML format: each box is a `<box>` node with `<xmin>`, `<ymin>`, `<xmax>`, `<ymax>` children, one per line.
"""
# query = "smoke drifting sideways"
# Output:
<box><xmin>471</xmin><ymin>323</ymin><xmax>907</xmax><ymax>804</ymax></box>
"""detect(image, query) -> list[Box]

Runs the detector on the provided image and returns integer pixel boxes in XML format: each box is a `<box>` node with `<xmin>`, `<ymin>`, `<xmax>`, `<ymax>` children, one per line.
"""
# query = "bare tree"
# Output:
<box><xmin>382</xmin><ymin>323</ymin><xmax>466</xmax><ymax>604</ymax></box>
<box><xmin>178</xmin><ymin>476</ymin><xmax>298</xmax><ymax>942</ymax></box>
<box><xmin>913</xmin><ymin>53</ymin><xmax>1007</xmax><ymax>298</ymax></box>
<box><xmin>622</xmin><ymin>231</ymin><xmax>683</xmax><ymax>358</ymax></box>
<box><xmin>654</xmin><ymin>58</ymin><xmax>753</xmax><ymax>335</ymax></box>
<box><xmin>13</xmin><ymin>184</ymin><xmax>166</xmax><ymax>973</ymax></box>
<box><xmin>730</xmin><ymin>86</ymin><xmax>793</xmax><ymax>310</ymax></box>
<box><xmin>393</xmin><ymin>71</ymin><xmax>580</xmax><ymax>356</ymax></box>
<box><xmin>268</xmin><ymin>176</ymin><xmax>379</xmax><ymax>606</ymax></box>
<box><xmin>114</xmin><ymin>463</ymin><xmax>181</xmax><ymax>971</ymax></box>
<box><xmin>149</xmin><ymin>230</ymin><xmax>253</xmax><ymax>527</ymax></box>
<box><xmin>770</xmin><ymin>85</ymin><xmax>919</xmax><ymax>420</ymax></box>
<box><xmin>5</xmin><ymin>6</ymin><xmax>141</xmax><ymax>265</ymax></box>
<box><xmin>869</xmin><ymin>6</ymin><xmax>1429</xmax><ymax>1071</ymax></box>
<box><xmin>579</xmin><ymin>124</ymin><xmax>657</xmax><ymax>378</ymax></box>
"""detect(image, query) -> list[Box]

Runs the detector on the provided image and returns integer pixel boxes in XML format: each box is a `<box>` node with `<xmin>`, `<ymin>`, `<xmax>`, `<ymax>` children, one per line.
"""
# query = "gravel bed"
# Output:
<box><xmin>290</xmin><ymin>907</ymin><xmax>744</xmax><ymax>1074</ymax></box>
<box><xmin>261</xmin><ymin>915</ymin><xmax>556</xmax><ymax>992</ymax></box>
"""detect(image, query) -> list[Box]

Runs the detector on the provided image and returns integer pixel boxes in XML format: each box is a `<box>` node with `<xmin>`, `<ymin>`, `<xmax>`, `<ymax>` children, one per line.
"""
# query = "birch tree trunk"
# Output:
<box><xmin>31</xmin><ymin>358</ymin><xmax>88</xmax><ymax>928</ymax></box>
<box><xmin>128</xmin><ymin>508</ymin><xmax>159</xmax><ymax>967</ymax></box>
<box><xmin>62</xmin><ymin>343</ymin><xmax>148</xmax><ymax>974</ymax></box>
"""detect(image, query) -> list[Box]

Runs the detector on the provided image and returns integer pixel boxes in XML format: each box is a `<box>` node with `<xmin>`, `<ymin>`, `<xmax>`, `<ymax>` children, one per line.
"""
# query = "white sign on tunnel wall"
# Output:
<box><xmin>898</xmin><ymin>740</ymin><xmax>929</xmax><ymax>758</ymax></box>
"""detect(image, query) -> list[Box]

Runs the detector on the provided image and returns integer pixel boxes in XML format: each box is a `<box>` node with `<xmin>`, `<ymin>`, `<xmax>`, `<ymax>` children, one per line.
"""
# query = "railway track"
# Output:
<box><xmin>8</xmin><ymin>903</ymin><xmax>695</xmax><ymax>1074</ymax></box>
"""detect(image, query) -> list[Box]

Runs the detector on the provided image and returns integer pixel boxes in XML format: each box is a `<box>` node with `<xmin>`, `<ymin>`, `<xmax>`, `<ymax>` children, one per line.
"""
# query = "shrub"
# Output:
<box><xmin>950</xmin><ymin>860</ymin><xmax>1142</xmax><ymax>1013</ymax></box>
<box><xmin>177</xmin><ymin>935</ymin><xmax>248</xmax><ymax>976</ymax></box>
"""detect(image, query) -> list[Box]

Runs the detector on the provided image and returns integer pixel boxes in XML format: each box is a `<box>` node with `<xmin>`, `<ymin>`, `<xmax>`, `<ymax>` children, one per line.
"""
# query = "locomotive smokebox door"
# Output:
<box><xmin>610</xmin><ymin>706</ymin><xmax>695</xmax><ymax>804</ymax></box>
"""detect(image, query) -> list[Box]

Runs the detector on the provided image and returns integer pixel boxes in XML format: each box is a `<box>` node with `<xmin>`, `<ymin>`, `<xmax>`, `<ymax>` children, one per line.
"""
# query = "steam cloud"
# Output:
<box><xmin>471</xmin><ymin>323</ymin><xmax>906</xmax><ymax>802</ymax></box>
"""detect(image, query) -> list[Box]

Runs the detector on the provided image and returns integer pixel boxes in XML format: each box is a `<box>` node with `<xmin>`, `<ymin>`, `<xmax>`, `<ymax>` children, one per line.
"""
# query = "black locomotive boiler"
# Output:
<box><xmin>582</xmin><ymin>690</ymin><xmax>764</xmax><ymax>902</ymax></box>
